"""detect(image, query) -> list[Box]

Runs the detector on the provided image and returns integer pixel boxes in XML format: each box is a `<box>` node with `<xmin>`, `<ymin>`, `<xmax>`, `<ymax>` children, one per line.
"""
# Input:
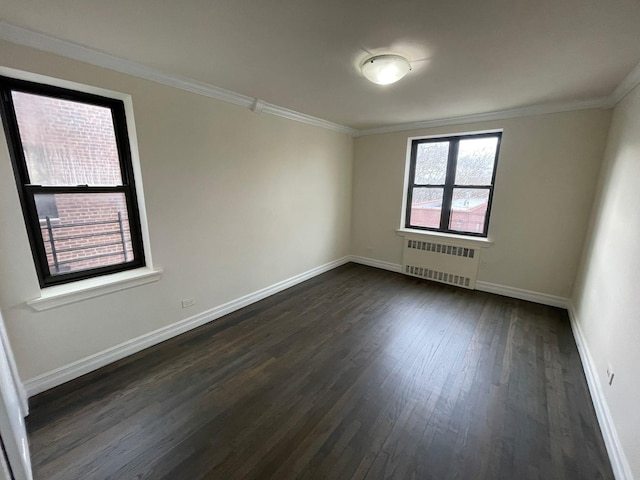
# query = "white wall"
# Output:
<box><xmin>0</xmin><ymin>40</ymin><xmax>353</xmax><ymax>381</ymax></box>
<box><xmin>572</xmin><ymin>83</ymin><xmax>640</xmax><ymax>478</ymax></box>
<box><xmin>352</xmin><ymin>110</ymin><xmax>611</xmax><ymax>298</ymax></box>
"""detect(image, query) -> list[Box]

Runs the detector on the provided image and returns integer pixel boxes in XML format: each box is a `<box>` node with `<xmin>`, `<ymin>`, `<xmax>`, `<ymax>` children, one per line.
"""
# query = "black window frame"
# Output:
<box><xmin>405</xmin><ymin>131</ymin><xmax>502</xmax><ymax>237</ymax></box>
<box><xmin>0</xmin><ymin>75</ymin><xmax>146</xmax><ymax>288</ymax></box>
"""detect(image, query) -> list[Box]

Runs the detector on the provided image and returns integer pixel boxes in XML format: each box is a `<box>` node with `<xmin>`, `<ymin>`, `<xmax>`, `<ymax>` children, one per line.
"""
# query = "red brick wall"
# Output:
<box><xmin>13</xmin><ymin>92</ymin><xmax>134</xmax><ymax>274</ymax></box>
<box><xmin>13</xmin><ymin>92</ymin><xmax>121</xmax><ymax>186</ymax></box>
<box><xmin>40</xmin><ymin>194</ymin><xmax>133</xmax><ymax>273</ymax></box>
<box><xmin>410</xmin><ymin>203</ymin><xmax>487</xmax><ymax>234</ymax></box>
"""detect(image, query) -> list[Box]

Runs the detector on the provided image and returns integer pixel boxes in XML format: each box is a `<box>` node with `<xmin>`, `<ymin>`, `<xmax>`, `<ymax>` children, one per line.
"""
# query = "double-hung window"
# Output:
<box><xmin>405</xmin><ymin>132</ymin><xmax>502</xmax><ymax>237</ymax></box>
<box><xmin>0</xmin><ymin>76</ymin><xmax>146</xmax><ymax>287</ymax></box>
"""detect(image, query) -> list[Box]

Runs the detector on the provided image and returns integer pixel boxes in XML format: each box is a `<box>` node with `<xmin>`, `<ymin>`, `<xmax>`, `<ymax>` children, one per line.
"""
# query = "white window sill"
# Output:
<box><xmin>396</xmin><ymin>228</ymin><xmax>494</xmax><ymax>248</ymax></box>
<box><xmin>27</xmin><ymin>267</ymin><xmax>163</xmax><ymax>311</ymax></box>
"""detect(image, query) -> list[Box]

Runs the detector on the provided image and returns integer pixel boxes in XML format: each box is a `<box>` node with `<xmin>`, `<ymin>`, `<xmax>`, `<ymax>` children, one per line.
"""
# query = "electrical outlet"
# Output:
<box><xmin>606</xmin><ymin>364</ymin><xmax>615</xmax><ymax>386</ymax></box>
<box><xmin>181</xmin><ymin>297</ymin><xmax>196</xmax><ymax>309</ymax></box>
<box><xmin>365</xmin><ymin>246</ymin><xmax>374</xmax><ymax>254</ymax></box>
<box><xmin>480</xmin><ymin>261</ymin><xmax>488</xmax><ymax>270</ymax></box>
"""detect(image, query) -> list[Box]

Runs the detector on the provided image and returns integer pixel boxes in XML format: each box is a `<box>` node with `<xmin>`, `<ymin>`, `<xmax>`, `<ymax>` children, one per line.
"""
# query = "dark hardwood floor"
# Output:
<box><xmin>27</xmin><ymin>263</ymin><xmax>613</xmax><ymax>479</ymax></box>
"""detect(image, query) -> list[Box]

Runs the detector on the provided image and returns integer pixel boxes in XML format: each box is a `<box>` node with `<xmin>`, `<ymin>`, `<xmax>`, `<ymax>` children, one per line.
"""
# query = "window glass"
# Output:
<box><xmin>454</xmin><ymin>137</ymin><xmax>498</xmax><ymax>185</ymax></box>
<box><xmin>35</xmin><ymin>193</ymin><xmax>133</xmax><ymax>276</ymax></box>
<box><xmin>34</xmin><ymin>194</ymin><xmax>59</xmax><ymax>220</ymax></box>
<box><xmin>12</xmin><ymin>91</ymin><xmax>122</xmax><ymax>186</ymax></box>
<box><xmin>448</xmin><ymin>188</ymin><xmax>490</xmax><ymax>234</ymax></box>
<box><xmin>409</xmin><ymin>187</ymin><xmax>443</xmax><ymax>229</ymax></box>
<box><xmin>415</xmin><ymin>142</ymin><xmax>449</xmax><ymax>184</ymax></box>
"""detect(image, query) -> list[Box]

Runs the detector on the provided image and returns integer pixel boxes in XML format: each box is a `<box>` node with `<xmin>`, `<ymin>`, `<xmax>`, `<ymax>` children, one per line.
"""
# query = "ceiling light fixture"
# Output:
<box><xmin>361</xmin><ymin>54</ymin><xmax>412</xmax><ymax>85</ymax></box>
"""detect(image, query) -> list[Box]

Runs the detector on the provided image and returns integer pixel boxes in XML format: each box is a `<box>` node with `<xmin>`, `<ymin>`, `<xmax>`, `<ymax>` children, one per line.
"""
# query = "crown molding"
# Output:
<box><xmin>609</xmin><ymin>60</ymin><xmax>640</xmax><ymax>106</ymax></box>
<box><xmin>262</xmin><ymin>103</ymin><xmax>356</xmax><ymax>135</ymax></box>
<box><xmin>356</xmin><ymin>97</ymin><xmax>611</xmax><ymax>136</ymax></box>
<box><xmin>0</xmin><ymin>22</ymin><xmax>254</xmax><ymax>108</ymax></box>
<box><xmin>1</xmin><ymin>21</ymin><xmax>638</xmax><ymax>139</ymax></box>
<box><xmin>0</xmin><ymin>21</ymin><xmax>357</xmax><ymax>136</ymax></box>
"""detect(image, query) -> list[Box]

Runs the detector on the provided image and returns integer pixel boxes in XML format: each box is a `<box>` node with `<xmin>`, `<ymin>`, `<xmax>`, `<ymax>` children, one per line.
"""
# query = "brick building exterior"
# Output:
<box><xmin>12</xmin><ymin>92</ymin><xmax>133</xmax><ymax>275</ymax></box>
<box><xmin>410</xmin><ymin>198</ymin><xmax>488</xmax><ymax>234</ymax></box>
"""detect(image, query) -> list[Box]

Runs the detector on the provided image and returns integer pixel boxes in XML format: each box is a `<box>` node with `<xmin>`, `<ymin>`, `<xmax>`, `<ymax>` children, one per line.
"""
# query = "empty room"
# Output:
<box><xmin>0</xmin><ymin>0</ymin><xmax>638</xmax><ymax>479</ymax></box>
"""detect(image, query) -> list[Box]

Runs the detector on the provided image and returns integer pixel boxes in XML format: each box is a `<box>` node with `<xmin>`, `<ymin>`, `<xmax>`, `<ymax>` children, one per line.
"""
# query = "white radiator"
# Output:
<box><xmin>402</xmin><ymin>238</ymin><xmax>480</xmax><ymax>289</ymax></box>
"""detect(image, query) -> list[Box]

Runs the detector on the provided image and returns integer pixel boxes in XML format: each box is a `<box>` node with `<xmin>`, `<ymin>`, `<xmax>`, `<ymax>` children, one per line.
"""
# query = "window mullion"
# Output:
<box><xmin>452</xmin><ymin>184</ymin><xmax>490</xmax><ymax>189</ymax></box>
<box><xmin>25</xmin><ymin>185</ymin><xmax>127</xmax><ymax>194</ymax></box>
<box><xmin>440</xmin><ymin>140</ymin><xmax>458</xmax><ymax>231</ymax></box>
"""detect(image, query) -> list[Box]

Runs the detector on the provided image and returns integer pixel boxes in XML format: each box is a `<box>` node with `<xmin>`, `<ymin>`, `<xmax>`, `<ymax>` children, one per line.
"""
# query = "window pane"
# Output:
<box><xmin>11</xmin><ymin>92</ymin><xmax>122</xmax><ymax>186</ymax></box>
<box><xmin>34</xmin><ymin>194</ymin><xmax>59</xmax><ymax>220</ymax></box>
<box><xmin>454</xmin><ymin>137</ymin><xmax>498</xmax><ymax>185</ymax></box>
<box><xmin>449</xmin><ymin>188</ymin><xmax>490</xmax><ymax>234</ymax></box>
<box><xmin>409</xmin><ymin>187</ymin><xmax>443</xmax><ymax>228</ymax></box>
<box><xmin>36</xmin><ymin>193</ymin><xmax>135</xmax><ymax>275</ymax></box>
<box><xmin>415</xmin><ymin>142</ymin><xmax>449</xmax><ymax>184</ymax></box>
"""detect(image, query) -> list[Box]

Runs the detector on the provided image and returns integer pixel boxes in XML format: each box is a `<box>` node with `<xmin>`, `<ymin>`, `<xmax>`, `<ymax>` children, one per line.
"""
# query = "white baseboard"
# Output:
<box><xmin>349</xmin><ymin>255</ymin><xmax>402</xmax><ymax>273</ymax></box>
<box><xmin>23</xmin><ymin>256</ymin><xmax>351</xmax><ymax>397</ymax></box>
<box><xmin>567</xmin><ymin>302</ymin><xmax>633</xmax><ymax>480</ymax></box>
<box><xmin>475</xmin><ymin>281</ymin><xmax>569</xmax><ymax>308</ymax></box>
<box><xmin>349</xmin><ymin>256</ymin><xmax>569</xmax><ymax>308</ymax></box>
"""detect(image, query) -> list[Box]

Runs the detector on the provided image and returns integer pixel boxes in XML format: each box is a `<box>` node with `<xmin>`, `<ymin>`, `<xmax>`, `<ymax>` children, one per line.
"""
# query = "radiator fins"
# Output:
<box><xmin>407</xmin><ymin>239</ymin><xmax>475</xmax><ymax>258</ymax></box>
<box><xmin>405</xmin><ymin>265</ymin><xmax>471</xmax><ymax>287</ymax></box>
<box><xmin>402</xmin><ymin>239</ymin><xmax>479</xmax><ymax>289</ymax></box>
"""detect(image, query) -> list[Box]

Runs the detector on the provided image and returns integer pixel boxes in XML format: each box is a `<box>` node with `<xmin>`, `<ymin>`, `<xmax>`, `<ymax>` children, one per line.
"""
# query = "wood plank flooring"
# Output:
<box><xmin>27</xmin><ymin>263</ymin><xmax>614</xmax><ymax>479</ymax></box>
